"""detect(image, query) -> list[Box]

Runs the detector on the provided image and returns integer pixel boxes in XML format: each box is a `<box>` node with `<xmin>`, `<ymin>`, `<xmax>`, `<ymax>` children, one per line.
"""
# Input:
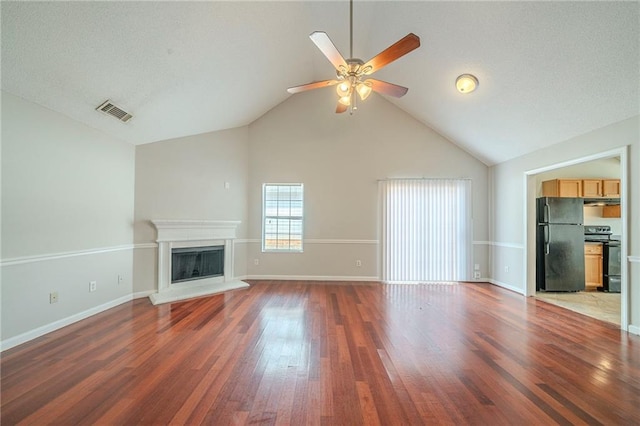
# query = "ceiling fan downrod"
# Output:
<box><xmin>349</xmin><ymin>0</ymin><xmax>353</xmax><ymax>59</ymax></box>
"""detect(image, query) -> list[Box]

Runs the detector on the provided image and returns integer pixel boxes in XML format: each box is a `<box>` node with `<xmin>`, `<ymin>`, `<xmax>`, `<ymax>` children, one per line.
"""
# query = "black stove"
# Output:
<box><xmin>584</xmin><ymin>225</ymin><xmax>613</xmax><ymax>242</ymax></box>
<box><xmin>584</xmin><ymin>225</ymin><xmax>621</xmax><ymax>292</ymax></box>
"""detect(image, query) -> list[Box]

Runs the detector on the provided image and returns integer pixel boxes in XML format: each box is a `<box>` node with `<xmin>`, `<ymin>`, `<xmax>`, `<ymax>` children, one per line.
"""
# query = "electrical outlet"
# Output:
<box><xmin>254</xmin><ymin>259</ymin><xmax>259</xmax><ymax>265</ymax></box>
<box><xmin>356</xmin><ymin>260</ymin><xmax>362</xmax><ymax>267</ymax></box>
<box><xmin>50</xmin><ymin>292</ymin><xmax>59</xmax><ymax>304</ymax></box>
<box><xmin>504</xmin><ymin>266</ymin><xmax>509</xmax><ymax>273</ymax></box>
<box><xmin>90</xmin><ymin>281</ymin><xmax>97</xmax><ymax>292</ymax></box>
<box><xmin>474</xmin><ymin>272</ymin><xmax>481</xmax><ymax>279</ymax></box>
<box><xmin>118</xmin><ymin>274</ymin><xmax>124</xmax><ymax>285</ymax></box>
<box><xmin>224</xmin><ymin>182</ymin><xmax>230</xmax><ymax>189</ymax></box>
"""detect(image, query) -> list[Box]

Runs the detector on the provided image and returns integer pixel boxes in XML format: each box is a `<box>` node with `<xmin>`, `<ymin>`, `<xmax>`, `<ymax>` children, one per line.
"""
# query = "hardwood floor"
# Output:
<box><xmin>2</xmin><ymin>281</ymin><xmax>639</xmax><ymax>425</ymax></box>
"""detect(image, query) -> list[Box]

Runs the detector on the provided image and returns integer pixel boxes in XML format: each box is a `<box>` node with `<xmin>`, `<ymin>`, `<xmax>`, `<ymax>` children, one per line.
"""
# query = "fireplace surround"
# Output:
<box><xmin>149</xmin><ymin>219</ymin><xmax>248</xmax><ymax>305</ymax></box>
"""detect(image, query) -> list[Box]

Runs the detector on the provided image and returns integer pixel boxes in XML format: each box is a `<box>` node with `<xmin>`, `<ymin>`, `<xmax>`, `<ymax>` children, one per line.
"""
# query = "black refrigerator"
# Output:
<box><xmin>536</xmin><ymin>197</ymin><xmax>585</xmax><ymax>291</ymax></box>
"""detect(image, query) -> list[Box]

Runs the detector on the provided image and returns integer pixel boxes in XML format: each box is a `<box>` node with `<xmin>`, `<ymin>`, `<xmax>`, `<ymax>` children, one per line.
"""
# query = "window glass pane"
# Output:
<box><xmin>290</xmin><ymin>219</ymin><xmax>303</xmax><ymax>235</ymax></box>
<box><xmin>265</xmin><ymin>186</ymin><xmax>278</xmax><ymax>199</ymax></box>
<box><xmin>291</xmin><ymin>186</ymin><xmax>303</xmax><ymax>201</ymax></box>
<box><xmin>277</xmin><ymin>187</ymin><xmax>291</xmax><ymax>215</ymax></box>
<box><xmin>277</xmin><ymin>219</ymin><xmax>289</xmax><ymax>233</ymax></box>
<box><xmin>264</xmin><ymin>200</ymin><xmax>278</xmax><ymax>216</ymax></box>
<box><xmin>264</xmin><ymin>234</ymin><xmax>277</xmax><ymax>250</ymax></box>
<box><xmin>290</xmin><ymin>201</ymin><xmax>303</xmax><ymax>217</ymax></box>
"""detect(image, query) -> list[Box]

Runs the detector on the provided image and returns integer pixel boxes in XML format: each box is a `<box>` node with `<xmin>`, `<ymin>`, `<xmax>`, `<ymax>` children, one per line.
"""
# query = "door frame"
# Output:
<box><xmin>523</xmin><ymin>146</ymin><xmax>629</xmax><ymax>331</ymax></box>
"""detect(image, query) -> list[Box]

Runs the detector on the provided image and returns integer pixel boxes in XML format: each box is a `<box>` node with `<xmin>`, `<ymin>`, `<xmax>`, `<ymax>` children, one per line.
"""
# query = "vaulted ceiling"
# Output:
<box><xmin>2</xmin><ymin>1</ymin><xmax>638</xmax><ymax>165</ymax></box>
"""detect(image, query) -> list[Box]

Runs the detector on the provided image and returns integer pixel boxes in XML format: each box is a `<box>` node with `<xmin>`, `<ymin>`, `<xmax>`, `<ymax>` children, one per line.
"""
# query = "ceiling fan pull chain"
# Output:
<box><xmin>351</xmin><ymin>90</ymin><xmax>357</xmax><ymax>114</ymax></box>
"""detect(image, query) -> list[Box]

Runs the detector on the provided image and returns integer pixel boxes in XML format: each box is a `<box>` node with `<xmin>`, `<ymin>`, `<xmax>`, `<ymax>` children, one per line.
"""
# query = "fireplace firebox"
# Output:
<box><xmin>171</xmin><ymin>246</ymin><xmax>224</xmax><ymax>284</ymax></box>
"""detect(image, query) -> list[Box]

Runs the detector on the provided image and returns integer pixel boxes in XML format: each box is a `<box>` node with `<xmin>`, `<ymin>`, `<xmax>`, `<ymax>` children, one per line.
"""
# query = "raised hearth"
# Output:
<box><xmin>149</xmin><ymin>220</ymin><xmax>248</xmax><ymax>305</ymax></box>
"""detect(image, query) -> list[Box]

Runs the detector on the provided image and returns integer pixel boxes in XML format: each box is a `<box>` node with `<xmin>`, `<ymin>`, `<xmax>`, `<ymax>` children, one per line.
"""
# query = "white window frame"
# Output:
<box><xmin>262</xmin><ymin>183</ymin><xmax>304</xmax><ymax>253</ymax></box>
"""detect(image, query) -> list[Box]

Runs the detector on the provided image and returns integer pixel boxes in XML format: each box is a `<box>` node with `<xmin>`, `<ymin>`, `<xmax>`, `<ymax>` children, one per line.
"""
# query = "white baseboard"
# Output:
<box><xmin>133</xmin><ymin>290</ymin><xmax>155</xmax><ymax>299</ymax></box>
<box><xmin>628</xmin><ymin>325</ymin><xmax>640</xmax><ymax>336</ymax></box>
<box><xmin>244</xmin><ymin>275</ymin><xmax>380</xmax><ymax>282</ymax></box>
<box><xmin>488</xmin><ymin>279</ymin><xmax>526</xmax><ymax>295</ymax></box>
<box><xmin>466</xmin><ymin>277</ymin><xmax>491</xmax><ymax>283</ymax></box>
<box><xmin>1</xmin><ymin>294</ymin><xmax>133</xmax><ymax>352</ymax></box>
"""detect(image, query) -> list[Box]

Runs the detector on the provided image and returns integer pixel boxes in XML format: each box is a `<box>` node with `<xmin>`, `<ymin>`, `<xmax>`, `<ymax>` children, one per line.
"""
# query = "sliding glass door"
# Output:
<box><xmin>380</xmin><ymin>179</ymin><xmax>472</xmax><ymax>282</ymax></box>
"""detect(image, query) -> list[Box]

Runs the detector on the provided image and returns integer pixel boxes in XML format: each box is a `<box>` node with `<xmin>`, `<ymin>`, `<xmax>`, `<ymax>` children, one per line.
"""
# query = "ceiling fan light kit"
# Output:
<box><xmin>286</xmin><ymin>0</ymin><xmax>420</xmax><ymax>115</ymax></box>
<box><xmin>356</xmin><ymin>81</ymin><xmax>372</xmax><ymax>100</ymax></box>
<box><xmin>456</xmin><ymin>74</ymin><xmax>479</xmax><ymax>94</ymax></box>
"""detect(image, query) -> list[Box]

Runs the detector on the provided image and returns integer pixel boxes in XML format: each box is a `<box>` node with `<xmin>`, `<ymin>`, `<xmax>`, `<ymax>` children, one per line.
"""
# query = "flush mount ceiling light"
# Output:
<box><xmin>455</xmin><ymin>74</ymin><xmax>479</xmax><ymax>94</ymax></box>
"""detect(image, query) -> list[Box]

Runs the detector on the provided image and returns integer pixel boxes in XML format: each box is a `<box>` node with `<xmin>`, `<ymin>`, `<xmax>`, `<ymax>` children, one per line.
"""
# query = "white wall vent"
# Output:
<box><xmin>96</xmin><ymin>100</ymin><xmax>133</xmax><ymax>123</ymax></box>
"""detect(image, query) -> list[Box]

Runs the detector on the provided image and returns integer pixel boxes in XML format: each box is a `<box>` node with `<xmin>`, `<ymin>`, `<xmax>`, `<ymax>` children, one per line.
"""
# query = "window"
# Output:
<box><xmin>380</xmin><ymin>179</ymin><xmax>472</xmax><ymax>282</ymax></box>
<box><xmin>262</xmin><ymin>183</ymin><xmax>304</xmax><ymax>252</ymax></box>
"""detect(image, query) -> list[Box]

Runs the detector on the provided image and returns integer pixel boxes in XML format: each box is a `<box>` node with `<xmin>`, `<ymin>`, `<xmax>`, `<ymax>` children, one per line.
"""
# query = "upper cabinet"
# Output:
<box><xmin>541</xmin><ymin>178</ymin><xmax>620</xmax><ymax>198</ymax></box>
<box><xmin>541</xmin><ymin>179</ymin><xmax>582</xmax><ymax>197</ymax></box>
<box><xmin>602</xmin><ymin>179</ymin><xmax>620</xmax><ymax>197</ymax></box>
<box><xmin>582</xmin><ymin>179</ymin><xmax>603</xmax><ymax>197</ymax></box>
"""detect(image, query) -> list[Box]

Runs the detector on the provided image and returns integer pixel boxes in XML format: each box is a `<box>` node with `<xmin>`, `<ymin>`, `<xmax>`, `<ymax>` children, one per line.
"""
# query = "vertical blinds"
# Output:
<box><xmin>380</xmin><ymin>179</ymin><xmax>472</xmax><ymax>282</ymax></box>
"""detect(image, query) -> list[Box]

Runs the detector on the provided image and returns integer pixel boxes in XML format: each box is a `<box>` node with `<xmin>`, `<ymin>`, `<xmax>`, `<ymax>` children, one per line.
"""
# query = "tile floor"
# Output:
<box><xmin>535</xmin><ymin>290</ymin><xmax>621</xmax><ymax>325</ymax></box>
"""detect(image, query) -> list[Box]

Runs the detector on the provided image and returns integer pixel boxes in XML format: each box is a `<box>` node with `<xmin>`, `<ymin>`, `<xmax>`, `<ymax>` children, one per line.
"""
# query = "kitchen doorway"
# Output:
<box><xmin>523</xmin><ymin>147</ymin><xmax>628</xmax><ymax>329</ymax></box>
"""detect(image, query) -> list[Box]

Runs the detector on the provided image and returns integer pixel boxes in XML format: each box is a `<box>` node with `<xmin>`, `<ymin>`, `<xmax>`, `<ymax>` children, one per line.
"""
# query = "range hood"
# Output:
<box><xmin>583</xmin><ymin>198</ymin><xmax>620</xmax><ymax>207</ymax></box>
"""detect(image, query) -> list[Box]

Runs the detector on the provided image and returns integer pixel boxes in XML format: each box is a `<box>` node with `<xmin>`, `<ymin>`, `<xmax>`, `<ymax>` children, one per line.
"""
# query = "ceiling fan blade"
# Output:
<box><xmin>336</xmin><ymin>102</ymin><xmax>348</xmax><ymax>114</ymax></box>
<box><xmin>287</xmin><ymin>79</ymin><xmax>339</xmax><ymax>94</ymax></box>
<box><xmin>309</xmin><ymin>31</ymin><xmax>348</xmax><ymax>72</ymax></box>
<box><xmin>361</xmin><ymin>33</ymin><xmax>420</xmax><ymax>75</ymax></box>
<box><xmin>367</xmin><ymin>79</ymin><xmax>409</xmax><ymax>97</ymax></box>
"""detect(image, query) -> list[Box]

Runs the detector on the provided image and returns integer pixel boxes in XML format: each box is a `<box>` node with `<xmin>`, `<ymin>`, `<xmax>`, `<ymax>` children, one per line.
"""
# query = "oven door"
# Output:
<box><xmin>605</xmin><ymin>275</ymin><xmax>621</xmax><ymax>293</ymax></box>
<box><xmin>605</xmin><ymin>243</ymin><xmax>621</xmax><ymax>276</ymax></box>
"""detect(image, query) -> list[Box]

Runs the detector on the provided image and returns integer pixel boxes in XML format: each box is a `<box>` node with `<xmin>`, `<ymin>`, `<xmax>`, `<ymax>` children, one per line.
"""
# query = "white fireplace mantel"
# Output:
<box><xmin>152</xmin><ymin>219</ymin><xmax>241</xmax><ymax>242</ymax></box>
<box><xmin>149</xmin><ymin>219</ymin><xmax>248</xmax><ymax>305</ymax></box>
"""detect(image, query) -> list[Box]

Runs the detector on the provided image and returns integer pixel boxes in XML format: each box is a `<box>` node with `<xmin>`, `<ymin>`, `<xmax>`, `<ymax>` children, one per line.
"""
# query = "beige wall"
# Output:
<box><xmin>133</xmin><ymin>127</ymin><xmax>250</xmax><ymax>292</ymax></box>
<box><xmin>536</xmin><ymin>157</ymin><xmax>621</xmax><ymax>188</ymax></box>
<box><xmin>490</xmin><ymin>115</ymin><xmax>639</xmax><ymax>332</ymax></box>
<box><xmin>2</xmin><ymin>93</ymin><xmax>135</xmax><ymax>257</ymax></box>
<box><xmin>131</xmin><ymin>91</ymin><xmax>490</xmax><ymax>289</ymax></box>
<box><xmin>246</xmin><ymin>89</ymin><xmax>489</xmax><ymax>279</ymax></box>
<box><xmin>1</xmin><ymin>92</ymin><xmax>135</xmax><ymax>344</ymax></box>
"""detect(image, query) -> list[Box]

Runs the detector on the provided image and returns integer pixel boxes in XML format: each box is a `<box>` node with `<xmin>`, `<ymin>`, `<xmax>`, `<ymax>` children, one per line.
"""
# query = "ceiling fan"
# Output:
<box><xmin>287</xmin><ymin>0</ymin><xmax>420</xmax><ymax>114</ymax></box>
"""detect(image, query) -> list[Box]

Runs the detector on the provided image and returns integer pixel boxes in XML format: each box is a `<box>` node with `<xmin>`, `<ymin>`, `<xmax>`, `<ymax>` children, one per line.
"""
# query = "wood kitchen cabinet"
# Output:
<box><xmin>602</xmin><ymin>179</ymin><xmax>620</xmax><ymax>197</ymax></box>
<box><xmin>602</xmin><ymin>204</ymin><xmax>621</xmax><ymax>218</ymax></box>
<box><xmin>582</xmin><ymin>179</ymin><xmax>603</xmax><ymax>197</ymax></box>
<box><xmin>541</xmin><ymin>179</ymin><xmax>582</xmax><ymax>197</ymax></box>
<box><xmin>542</xmin><ymin>178</ymin><xmax>620</xmax><ymax>199</ymax></box>
<box><xmin>585</xmin><ymin>243</ymin><xmax>603</xmax><ymax>289</ymax></box>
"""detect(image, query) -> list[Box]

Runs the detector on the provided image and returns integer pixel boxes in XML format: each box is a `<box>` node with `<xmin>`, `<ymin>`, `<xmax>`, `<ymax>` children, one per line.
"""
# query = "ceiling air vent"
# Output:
<box><xmin>96</xmin><ymin>100</ymin><xmax>133</xmax><ymax>123</ymax></box>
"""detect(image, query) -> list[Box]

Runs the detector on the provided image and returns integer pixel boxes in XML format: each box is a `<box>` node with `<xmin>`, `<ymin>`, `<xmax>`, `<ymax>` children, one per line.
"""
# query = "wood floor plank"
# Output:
<box><xmin>2</xmin><ymin>281</ymin><xmax>639</xmax><ymax>425</ymax></box>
